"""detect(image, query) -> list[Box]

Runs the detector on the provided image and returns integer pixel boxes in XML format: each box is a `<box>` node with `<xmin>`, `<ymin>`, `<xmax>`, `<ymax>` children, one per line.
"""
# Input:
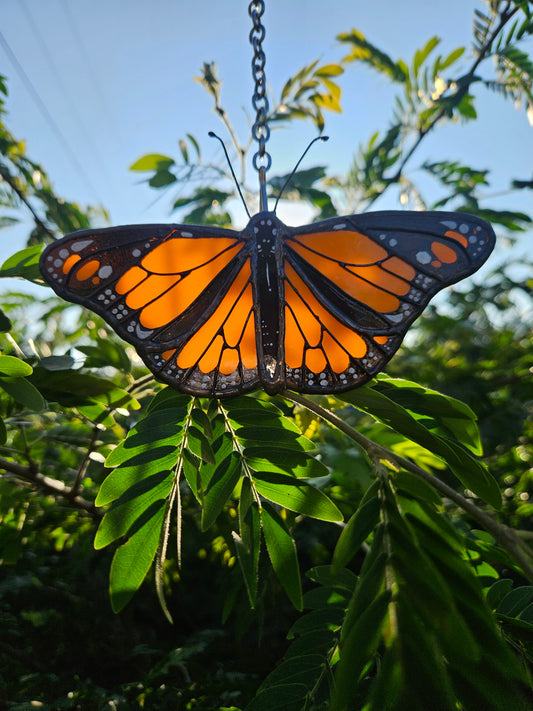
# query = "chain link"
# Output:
<box><xmin>249</xmin><ymin>0</ymin><xmax>271</xmax><ymax>209</ymax></box>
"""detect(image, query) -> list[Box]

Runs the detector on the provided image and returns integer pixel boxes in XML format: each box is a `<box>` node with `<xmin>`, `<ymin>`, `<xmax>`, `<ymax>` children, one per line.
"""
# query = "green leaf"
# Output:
<box><xmin>393</xmin><ymin>469</ymin><xmax>442</xmax><ymax>505</ymax></box>
<box><xmin>254</xmin><ymin>471</ymin><xmax>342</xmax><ymax>521</ymax></box>
<box><xmin>39</xmin><ymin>355</ymin><xmax>75</xmax><ymax>371</ymax></box>
<box><xmin>374</xmin><ymin>375</ymin><xmax>482</xmax><ymax>455</ymax></box>
<box><xmin>333</xmin><ymin>496</ymin><xmax>380</xmax><ymax>569</ymax></box>
<box><xmin>96</xmin><ymin>449</ymin><xmax>179</xmax><ymax>507</ymax></box>
<box><xmin>201</xmin><ymin>453</ymin><xmax>241</xmax><ymax>530</ymax></box>
<box><xmin>77</xmin><ymin>338</ymin><xmax>131</xmax><ymax>372</ymax></box>
<box><xmin>0</xmin><ymin>244</ymin><xmax>43</xmax><ymax>282</ymax></box>
<box><xmin>330</xmin><ymin>590</ymin><xmax>391</xmax><ymax>711</ymax></box>
<box><xmin>0</xmin><ymin>376</ymin><xmax>44</xmax><ymax>410</ymax></box>
<box><xmin>234</xmin><ymin>478</ymin><xmax>261</xmax><ymax>606</ymax></box>
<box><xmin>188</xmin><ymin>425</ymin><xmax>215</xmax><ymax>464</ymax></box>
<box><xmin>129</xmin><ymin>153</ymin><xmax>175</xmax><ymax>171</ymax></box>
<box><xmin>497</xmin><ymin>587</ymin><xmax>533</xmax><ymax>617</ymax></box>
<box><xmin>245</xmin><ymin>447</ymin><xmax>328</xmax><ymax>479</ymax></box>
<box><xmin>341</xmin><ymin>385</ymin><xmax>501</xmax><ymax>508</ymax></box>
<box><xmin>245</xmin><ymin>683</ymin><xmax>309</xmax><ymax>711</ymax></box>
<box><xmin>437</xmin><ymin>46</ymin><xmax>465</xmax><ymax>71</ymax></box>
<box><xmin>109</xmin><ymin>503</ymin><xmax>166</xmax><ymax>613</ymax></box>
<box><xmin>486</xmin><ymin>579</ymin><xmax>514</xmax><ymax>610</ymax></box>
<box><xmin>190</xmin><ymin>407</ymin><xmax>213</xmax><ymax>439</ymax></box>
<box><xmin>236</xmin><ymin>427</ymin><xmax>315</xmax><ymax>451</ymax></box>
<box><xmin>288</xmin><ymin>607</ymin><xmax>344</xmax><ymax>638</ymax></box>
<box><xmin>149</xmin><ymin>170</ymin><xmax>177</xmax><ymax>188</ymax></box>
<box><xmin>306</xmin><ymin>565</ymin><xmax>358</xmax><ymax>592</ymax></box>
<box><xmin>0</xmin><ymin>415</ymin><xmax>6</xmax><ymax>445</ymax></box>
<box><xmin>413</xmin><ymin>36</ymin><xmax>440</xmax><ymax>75</ymax></box>
<box><xmin>338</xmin><ymin>29</ymin><xmax>406</xmax><ymax>83</ymax></box>
<box><xmin>261</xmin><ymin>502</ymin><xmax>303</xmax><ymax>610</ymax></box>
<box><xmin>30</xmin><ymin>368</ymin><xmax>141</xmax><ymax>413</ymax></box>
<box><xmin>94</xmin><ymin>471</ymin><xmax>174</xmax><ymax>548</ymax></box>
<box><xmin>0</xmin><ymin>355</ymin><xmax>32</xmax><ymax>377</ymax></box>
<box><xmin>257</xmin><ymin>654</ymin><xmax>324</xmax><ymax>692</ymax></box>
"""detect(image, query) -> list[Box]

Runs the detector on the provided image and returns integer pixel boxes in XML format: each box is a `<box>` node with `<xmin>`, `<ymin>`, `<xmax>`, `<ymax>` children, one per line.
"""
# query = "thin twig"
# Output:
<box><xmin>70</xmin><ymin>425</ymin><xmax>100</xmax><ymax>498</ymax></box>
<box><xmin>0</xmin><ymin>455</ymin><xmax>101</xmax><ymax>519</ymax></box>
<box><xmin>0</xmin><ymin>165</ymin><xmax>57</xmax><ymax>241</ymax></box>
<box><xmin>282</xmin><ymin>391</ymin><xmax>533</xmax><ymax>583</ymax></box>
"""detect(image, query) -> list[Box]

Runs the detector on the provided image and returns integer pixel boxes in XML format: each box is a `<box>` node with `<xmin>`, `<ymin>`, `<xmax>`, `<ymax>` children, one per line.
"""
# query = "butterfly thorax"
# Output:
<box><xmin>245</xmin><ymin>212</ymin><xmax>287</xmax><ymax>394</ymax></box>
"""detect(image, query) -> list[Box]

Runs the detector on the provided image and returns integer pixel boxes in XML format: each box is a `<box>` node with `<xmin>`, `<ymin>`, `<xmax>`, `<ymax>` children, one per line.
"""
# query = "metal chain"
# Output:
<box><xmin>249</xmin><ymin>0</ymin><xmax>271</xmax><ymax>210</ymax></box>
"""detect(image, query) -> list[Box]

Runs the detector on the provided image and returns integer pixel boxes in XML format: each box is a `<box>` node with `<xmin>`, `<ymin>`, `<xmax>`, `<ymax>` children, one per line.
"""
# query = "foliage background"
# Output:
<box><xmin>1</xmin><ymin>1</ymin><xmax>533</xmax><ymax>709</ymax></box>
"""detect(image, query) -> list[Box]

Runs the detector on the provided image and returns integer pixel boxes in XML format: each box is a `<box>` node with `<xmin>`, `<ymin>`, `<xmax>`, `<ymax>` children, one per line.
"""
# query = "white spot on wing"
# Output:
<box><xmin>416</xmin><ymin>251</ymin><xmax>431</xmax><ymax>265</ymax></box>
<box><xmin>71</xmin><ymin>239</ymin><xmax>94</xmax><ymax>252</ymax></box>
<box><xmin>98</xmin><ymin>265</ymin><xmax>113</xmax><ymax>279</ymax></box>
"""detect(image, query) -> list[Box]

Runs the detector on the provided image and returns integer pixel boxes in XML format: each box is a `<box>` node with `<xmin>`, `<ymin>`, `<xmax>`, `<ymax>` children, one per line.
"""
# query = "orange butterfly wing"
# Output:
<box><xmin>282</xmin><ymin>210</ymin><xmax>495</xmax><ymax>392</ymax></box>
<box><xmin>40</xmin><ymin>224</ymin><xmax>260</xmax><ymax>396</ymax></box>
<box><xmin>40</xmin><ymin>211</ymin><xmax>495</xmax><ymax>396</ymax></box>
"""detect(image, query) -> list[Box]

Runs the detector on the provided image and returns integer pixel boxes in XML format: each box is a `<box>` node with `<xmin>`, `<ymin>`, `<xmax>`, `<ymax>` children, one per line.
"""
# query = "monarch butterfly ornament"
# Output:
<box><xmin>39</xmin><ymin>195</ymin><xmax>495</xmax><ymax>397</ymax></box>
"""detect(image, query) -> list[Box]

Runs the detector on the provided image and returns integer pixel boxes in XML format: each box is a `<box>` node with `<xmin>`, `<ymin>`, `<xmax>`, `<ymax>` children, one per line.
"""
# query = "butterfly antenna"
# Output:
<box><xmin>273</xmin><ymin>135</ymin><xmax>329</xmax><ymax>213</ymax></box>
<box><xmin>208</xmin><ymin>131</ymin><xmax>251</xmax><ymax>219</ymax></box>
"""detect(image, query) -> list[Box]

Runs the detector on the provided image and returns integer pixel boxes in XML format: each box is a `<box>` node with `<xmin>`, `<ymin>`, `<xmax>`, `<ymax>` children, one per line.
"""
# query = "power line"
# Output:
<box><xmin>20</xmin><ymin>0</ymin><xmax>112</xmax><ymax>192</ymax></box>
<box><xmin>60</xmin><ymin>0</ymin><xmax>125</xmax><ymax>153</ymax></box>
<box><xmin>0</xmin><ymin>28</ymin><xmax>103</xmax><ymax>203</ymax></box>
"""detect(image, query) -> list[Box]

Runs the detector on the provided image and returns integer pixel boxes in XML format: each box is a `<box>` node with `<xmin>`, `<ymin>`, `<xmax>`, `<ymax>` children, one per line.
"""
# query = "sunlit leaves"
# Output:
<box><xmin>0</xmin><ymin>244</ymin><xmax>44</xmax><ymax>283</ymax></box>
<box><xmin>338</xmin><ymin>29</ymin><xmax>406</xmax><ymax>83</ymax></box>
<box><xmin>273</xmin><ymin>59</ymin><xmax>344</xmax><ymax>132</ymax></box>
<box><xmin>328</xmin><ymin>478</ymin><xmax>529</xmax><ymax>711</ymax></box>
<box><xmin>340</xmin><ymin>378</ymin><xmax>501</xmax><ymax>508</ymax></box>
<box><xmin>93</xmin><ymin>392</ymin><xmax>342</xmax><ymax>611</ymax></box>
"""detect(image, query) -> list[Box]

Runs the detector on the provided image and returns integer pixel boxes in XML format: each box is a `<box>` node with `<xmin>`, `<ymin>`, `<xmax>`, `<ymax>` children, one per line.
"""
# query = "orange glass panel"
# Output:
<box><xmin>288</xmin><ymin>242</ymin><xmax>399</xmax><ymax>313</ymax></box>
<box><xmin>431</xmin><ymin>241</ymin><xmax>458</xmax><ymax>264</ymax></box>
<box><xmin>62</xmin><ymin>254</ymin><xmax>81</xmax><ymax>274</ymax></box>
<box><xmin>198</xmin><ymin>335</ymin><xmax>224</xmax><ymax>374</ymax></box>
<box><xmin>306</xmin><ymin>348</ymin><xmax>327</xmax><ymax>373</ymax></box>
<box><xmin>142</xmin><ymin>237</ymin><xmax>241</xmax><ymax>273</ymax></box>
<box><xmin>223</xmin><ymin>284</ymin><xmax>253</xmax><ymax>347</ymax></box>
<box><xmin>346</xmin><ymin>264</ymin><xmax>411</xmax><ymax>296</ymax></box>
<box><xmin>240</xmin><ymin>314</ymin><xmax>257</xmax><ymax>370</ymax></box>
<box><xmin>381</xmin><ymin>257</ymin><xmax>415</xmax><ymax>281</ymax></box>
<box><xmin>286</xmin><ymin>264</ymin><xmax>367</xmax><ymax>359</ymax></box>
<box><xmin>140</xmin><ymin>245</ymin><xmax>243</xmax><ymax>329</ymax></box>
<box><xmin>444</xmin><ymin>230</ymin><xmax>468</xmax><ymax>248</ymax></box>
<box><xmin>322</xmin><ymin>332</ymin><xmax>350</xmax><ymax>373</ymax></box>
<box><xmin>75</xmin><ymin>259</ymin><xmax>100</xmax><ymax>282</ymax></box>
<box><xmin>126</xmin><ymin>273</ymin><xmax>182</xmax><ymax>310</ymax></box>
<box><xmin>116</xmin><ymin>266</ymin><xmax>148</xmax><ymax>294</ymax></box>
<box><xmin>176</xmin><ymin>262</ymin><xmax>251</xmax><ymax>368</ymax></box>
<box><xmin>284</xmin><ymin>282</ymin><xmax>322</xmax><ymax>347</ymax></box>
<box><xmin>284</xmin><ymin>306</ymin><xmax>305</xmax><ymax>369</ymax></box>
<box><xmin>219</xmin><ymin>348</ymin><xmax>240</xmax><ymax>375</ymax></box>
<box><xmin>292</xmin><ymin>230</ymin><xmax>387</xmax><ymax>264</ymax></box>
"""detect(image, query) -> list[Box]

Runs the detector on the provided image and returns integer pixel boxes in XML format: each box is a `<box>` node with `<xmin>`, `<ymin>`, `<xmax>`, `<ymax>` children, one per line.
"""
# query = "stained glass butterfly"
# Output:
<box><xmin>39</xmin><ymin>208</ymin><xmax>495</xmax><ymax>397</ymax></box>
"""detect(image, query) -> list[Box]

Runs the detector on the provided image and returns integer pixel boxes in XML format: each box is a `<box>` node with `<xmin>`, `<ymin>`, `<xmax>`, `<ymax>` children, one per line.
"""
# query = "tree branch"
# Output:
<box><xmin>283</xmin><ymin>391</ymin><xmax>533</xmax><ymax>584</ymax></box>
<box><xmin>0</xmin><ymin>164</ymin><xmax>57</xmax><ymax>241</ymax></box>
<box><xmin>0</xmin><ymin>456</ymin><xmax>101</xmax><ymax>519</ymax></box>
<box><xmin>364</xmin><ymin>4</ymin><xmax>521</xmax><ymax>210</ymax></box>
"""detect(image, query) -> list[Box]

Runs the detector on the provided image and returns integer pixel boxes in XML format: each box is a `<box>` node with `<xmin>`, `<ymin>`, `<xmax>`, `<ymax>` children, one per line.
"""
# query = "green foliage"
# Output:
<box><xmin>1</xmin><ymin>3</ymin><xmax>533</xmax><ymax>709</ymax></box>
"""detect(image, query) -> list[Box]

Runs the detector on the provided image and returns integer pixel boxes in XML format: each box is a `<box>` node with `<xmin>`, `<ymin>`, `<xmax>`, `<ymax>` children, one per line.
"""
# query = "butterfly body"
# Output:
<box><xmin>40</xmin><ymin>210</ymin><xmax>495</xmax><ymax>397</ymax></box>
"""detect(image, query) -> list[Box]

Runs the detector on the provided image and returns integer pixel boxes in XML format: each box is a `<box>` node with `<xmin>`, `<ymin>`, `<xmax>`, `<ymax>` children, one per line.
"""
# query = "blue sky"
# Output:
<box><xmin>1</xmin><ymin>0</ymin><xmax>532</xmax><ymax>265</ymax></box>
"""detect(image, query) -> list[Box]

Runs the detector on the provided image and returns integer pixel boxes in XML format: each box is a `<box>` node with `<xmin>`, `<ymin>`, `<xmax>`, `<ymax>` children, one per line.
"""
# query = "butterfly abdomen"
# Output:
<box><xmin>248</xmin><ymin>213</ymin><xmax>286</xmax><ymax>394</ymax></box>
